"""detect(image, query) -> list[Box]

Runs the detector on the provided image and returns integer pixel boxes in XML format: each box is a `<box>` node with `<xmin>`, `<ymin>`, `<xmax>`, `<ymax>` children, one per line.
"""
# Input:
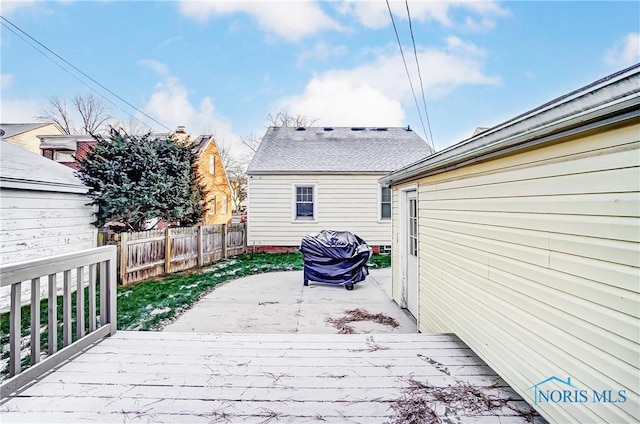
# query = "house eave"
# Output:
<box><xmin>0</xmin><ymin>178</ymin><xmax>89</xmax><ymax>194</ymax></box>
<box><xmin>247</xmin><ymin>170</ymin><xmax>390</xmax><ymax>176</ymax></box>
<box><xmin>381</xmin><ymin>65</ymin><xmax>640</xmax><ymax>186</ymax></box>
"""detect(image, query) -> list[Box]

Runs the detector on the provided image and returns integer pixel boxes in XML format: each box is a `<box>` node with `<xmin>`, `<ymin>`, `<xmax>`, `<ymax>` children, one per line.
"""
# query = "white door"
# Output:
<box><xmin>404</xmin><ymin>191</ymin><xmax>419</xmax><ymax>318</ymax></box>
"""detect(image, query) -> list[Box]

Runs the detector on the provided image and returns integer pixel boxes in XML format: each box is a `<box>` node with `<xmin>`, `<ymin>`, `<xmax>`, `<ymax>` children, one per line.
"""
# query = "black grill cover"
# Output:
<box><xmin>300</xmin><ymin>230</ymin><xmax>372</xmax><ymax>285</ymax></box>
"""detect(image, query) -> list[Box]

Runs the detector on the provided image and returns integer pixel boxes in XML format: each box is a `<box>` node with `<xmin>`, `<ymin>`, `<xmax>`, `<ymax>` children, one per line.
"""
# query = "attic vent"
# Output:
<box><xmin>296</xmin><ymin>127</ymin><xmax>306</xmax><ymax>131</ymax></box>
<box><xmin>351</xmin><ymin>127</ymin><xmax>365</xmax><ymax>131</ymax></box>
<box><xmin>323</xmin><ymin>127</ymin><xmax>334</xmax><ymax>131</ymax></box>
<box><xmin>374</xmin><ymin>127</ymin><xmax>388</xmax><ymax>131</ymax></box>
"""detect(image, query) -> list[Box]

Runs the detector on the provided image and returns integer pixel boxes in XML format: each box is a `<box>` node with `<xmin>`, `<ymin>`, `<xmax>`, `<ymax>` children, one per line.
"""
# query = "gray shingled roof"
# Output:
<box><xmin>0</xmin><ymin>141</ymin><xmax>87</xmax><ymax>193</ymax></box>
<box><xmin>0</xmin><ymin>123</ymin><xmax>51</xmax><ymax>139</ymax></box>
<box><xmin>247</xmin><ymin>127</ymin><xmax>433</xmax><ymax>174</ymax></box>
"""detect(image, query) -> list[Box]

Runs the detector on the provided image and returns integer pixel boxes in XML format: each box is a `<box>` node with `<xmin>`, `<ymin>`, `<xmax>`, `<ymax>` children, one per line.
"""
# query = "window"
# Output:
<box><xmin>209</xmin><ymin>154</ymin><xmax>215</xmax><ymax>174</ymax></box>
<box><xmin>294</xmin><ymin>185</ymin><xmax>315</xmax><ymax>220</ymax></box>
<box><xmin>54</xmin><ymin>151</ymin><xmax>74</xmax><ymax>162</ymax></box>
<box><xmin>381</xmin><ymin>186</ymin><xmax>391</xmax><ymax>220</ymax></box>
<box><xmin>409</xmin><ymin>198</ymin><xmax>418</xmax><ymax>256</ymax></box>
<box><xmin>209</xmin><ymin>197</ymin><xmax>216</xmax><ymax>215</ymax></box>
<box><xmin>222</xmin><ymin>195</ymin><xmax>228</xmax><ymax>214</ymax></box>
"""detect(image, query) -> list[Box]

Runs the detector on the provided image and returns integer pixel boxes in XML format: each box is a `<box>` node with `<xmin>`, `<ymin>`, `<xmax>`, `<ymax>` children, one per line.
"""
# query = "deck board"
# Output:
<box><xmin>0</xmin><ymin>332</ymin><xmax>546</xmax><ymax>423</ymax></box>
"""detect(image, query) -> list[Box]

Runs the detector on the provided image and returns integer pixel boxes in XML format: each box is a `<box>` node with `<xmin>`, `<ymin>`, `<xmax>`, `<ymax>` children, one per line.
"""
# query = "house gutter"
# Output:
<box><xmin>0</xmin><ymin>178</ymin><xmax>89</xmax><ymax>194</ymax></box>
<box><xmin>380</xmin><ymin>65</ymin><xmax>640</xmax><ymax>186</ymax></box>
<box><xmin>247</xmin><ymin>171</ymin><xmax>391</xmax><ymax>176</ymax></box>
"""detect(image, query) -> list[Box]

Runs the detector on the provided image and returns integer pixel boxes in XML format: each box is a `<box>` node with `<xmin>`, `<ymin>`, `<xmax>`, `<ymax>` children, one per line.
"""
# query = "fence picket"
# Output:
<box><xmin>103</xmin><ymin>223</ymin><xmax>246</xmax><ymax>285</ymax></box>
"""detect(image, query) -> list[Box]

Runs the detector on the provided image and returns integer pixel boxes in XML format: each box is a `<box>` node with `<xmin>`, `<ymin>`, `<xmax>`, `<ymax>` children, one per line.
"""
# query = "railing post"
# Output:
<box><xmin>222</xmin><ymin>224</ymin><xmax>227</xmax><ymax>259</ymax></box>
<box><xmin>76</xmin><ymin>267</ymin><xmax>85</xmax><ymax>339</ymax></box>
<box><xmin>9</xmin><ymin>284</ymin><xmax>21</xmax><ymax>377</ymax></box>
<box><xmin>30</xmin><ymin>277</ymin><xmax>41</xmax><ymax>365</ymax></box>
<box><xmin>99</xmin><ymin>262</ymin><xmax>107</xmax><ymax>327</ymax></box>
<box><xmin>107</xmin><ymin>250</ymin><xmax>117</xmax><ymax>336</ymax></box>
<box><xmin>47</xmin><ymin>273</ymin><xmax>57</xmax><ymax>355</ymax></box>
<box><xmin>62</xmin><ymin>270</ymin><xmax>72</xmax><ymax>347</ymax></box>
<box><xmin>165</xmin><ymin>228</ymin><xmax>172</xmax><ymax>274</ymax></box>
<box><xmin>88</xmin><ymin>264</ymin><xmax>96</xmax><ymax>332</ymax></box>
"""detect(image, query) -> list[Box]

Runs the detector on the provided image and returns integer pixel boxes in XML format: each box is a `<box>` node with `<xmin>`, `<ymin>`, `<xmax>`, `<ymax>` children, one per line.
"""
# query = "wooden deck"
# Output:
<box><xmin>0</xmin><ymin>331</ymin><xmax>545</xmax><ymax>424</ymax></box>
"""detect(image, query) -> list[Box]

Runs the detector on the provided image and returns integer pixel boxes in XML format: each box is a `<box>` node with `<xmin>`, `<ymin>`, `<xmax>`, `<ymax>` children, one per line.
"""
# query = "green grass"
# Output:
<box><xmin>1</xmin><ymin>252</ymin><xmax>389</xmax><ymax>380</ymax></box>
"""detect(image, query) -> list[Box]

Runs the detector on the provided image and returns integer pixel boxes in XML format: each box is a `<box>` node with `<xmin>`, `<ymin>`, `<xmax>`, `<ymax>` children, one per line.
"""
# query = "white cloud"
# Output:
<box><xmin>177</xmin><ymin>1</ymin><xmax>344</xmax><ymax>42</ymax></box>
<box><xmin>138</xmin><ymin>59</ymin><xmax>170</xmax><ymax>76</ymax></box>
<box><xmin>297</xmin><ymin>41</ymin><xmax>348</xmax><ymax>66</ymax></box>
<box><xmin>142</xmin><ymin>75</ymin><xmax>248</xmax><ymax>156</ymax></box>
<box><xmin>0</xmin><ymin>98</ymin><xmax>43</xmax><ymax>122</ymax></box>
<box><xmin>279</xmin><ymin>36</ymin><xmax>498</xmax><ymax>127</ymax></box>
<box><xmin>338</xmin><ymin>0</ymin><xmax>508</xmax><ymax>31</ymax></box>
<box><xmin>604</xmin><ymin>33</ymin><xmax>640</xmax><ymax>68</ymax></box>
<box><xmin>283</xmin><ymin>77</ymin><xmax>405</xmax><ymax>127</ymax></box>
<box><xmin>1</xmin><ymin>74</ymin><xmax>14</xmax><ymax>90</ymax></box>
<box><xmin>0</xmin><ymin>0</ymin><xmax>36</xmax><ymax>16</ymax></box>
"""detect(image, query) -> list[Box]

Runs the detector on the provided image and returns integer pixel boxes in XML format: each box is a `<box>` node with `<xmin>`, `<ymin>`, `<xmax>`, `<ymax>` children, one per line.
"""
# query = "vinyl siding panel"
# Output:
<box><xmin>4</xmin><ymin>124</ymin><xmax>64</xmax><ymax>155</ymax></box>
<box><xmin>392</xmin><ymin>123</ymin><xmax>639</xmax><ymax>424</ymax></box>
<box><xmin>248</xmin><ymin>174</ymin><xmax>391</xmax><ymax>246</ymax></box>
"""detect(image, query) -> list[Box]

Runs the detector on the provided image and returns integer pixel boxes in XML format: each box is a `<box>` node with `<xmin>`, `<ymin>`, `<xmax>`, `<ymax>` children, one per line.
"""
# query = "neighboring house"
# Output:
<box><xmin>192</xmin><ymin>134</ymin><xmax>233</xmax><ymax>226</ymax></box>
<box><xmin>380</xmin><ymin>65</ymin><xmax>639</xmax><ymax>424</ymax></box>
<box><xmin>0</xmin><ymin>122</ymin><xmax>65</xmax><ymax>155</ymax></box>
<box><xmin>0</xmin><ymin>141</ymin><xmax>97</xmax><ymax>264</ymax></box>
<box><xmin>246</xmin><ymin>126</ymin><xmax>433</xmax><ymax>252</ymax></box>
<box><xmin>38</xmin><ymin>134</ymin><xmax>97</xmax><ymax>170</ymax></box>
<box><xmin>151</xmin><ymin>127</ymin><xmax>233</xmax><ymax>226</ymax></box>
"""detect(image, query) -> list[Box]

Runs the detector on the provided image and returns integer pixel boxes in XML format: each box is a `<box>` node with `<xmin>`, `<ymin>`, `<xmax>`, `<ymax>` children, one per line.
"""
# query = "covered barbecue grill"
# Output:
<box><xmin>300</xmin><ymin>230</ymin><xmax>372</xmax><ymax>290</ymax></box>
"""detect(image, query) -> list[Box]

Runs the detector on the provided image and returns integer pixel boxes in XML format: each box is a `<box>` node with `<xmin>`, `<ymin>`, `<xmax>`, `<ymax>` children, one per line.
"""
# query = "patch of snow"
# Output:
<box><xmin>150</xmin><ymin>307</ymin><xmax>171</xmax><ymax>316</ymax></box>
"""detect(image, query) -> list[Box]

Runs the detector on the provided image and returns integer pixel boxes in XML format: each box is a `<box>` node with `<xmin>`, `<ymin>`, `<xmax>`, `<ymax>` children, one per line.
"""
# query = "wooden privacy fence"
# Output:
<box><xmin>105</xmin><ymin>223</ymin><xmax>246</xmax><ymax>285</ymax></box>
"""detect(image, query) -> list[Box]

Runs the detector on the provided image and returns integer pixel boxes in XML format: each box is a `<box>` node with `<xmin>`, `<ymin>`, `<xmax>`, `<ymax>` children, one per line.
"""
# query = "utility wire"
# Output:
<box><xmin>385</xmin><ymin>0</ymin><xmax>429</xmax><ymax>148</ymax></box>
<box><xmin>0</xmin><ymin>16</ymin><xmax>172</xmax><ymax>132</ymax></box>
<box><xmin>405</xmin><ymin>0</ymin><xmax>435</xmax><ymax>150</ymax></box>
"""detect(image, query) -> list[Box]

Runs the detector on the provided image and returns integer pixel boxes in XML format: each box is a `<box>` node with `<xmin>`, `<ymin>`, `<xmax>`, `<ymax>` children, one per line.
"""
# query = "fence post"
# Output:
<box><xmin>119</xmin><ymin>232</ymin><xmax>128</xmax><ymax>286</ymax></box>
<box><xmin>165</xmin><ymin>228</ymin><xmax>172</xmax><ymax>274</ymax></box>
<box><xmin>222</xmin><ymin>224</ymin><xmax>227</xmax><ymax>259</ymax></box>
<box><xmin>243</xmin><ymin>222</ymin><xmax>248</xmax><ymax>254</ymax></box>
<box><xmin>198</xmin><ymin>226</ymin><xmax>204</xmax><ymax>267</ymax></box>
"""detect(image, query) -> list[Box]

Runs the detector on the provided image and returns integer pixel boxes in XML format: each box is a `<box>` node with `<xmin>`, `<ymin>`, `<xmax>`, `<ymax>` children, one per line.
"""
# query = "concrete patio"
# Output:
<box><xmin>163</xmin><ymin>268</ymin><xmax>417</xmax><ymax>334</ymax></box>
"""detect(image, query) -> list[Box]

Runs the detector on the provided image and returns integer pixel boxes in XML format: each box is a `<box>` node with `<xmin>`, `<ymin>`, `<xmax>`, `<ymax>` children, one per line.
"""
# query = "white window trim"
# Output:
<box><xmin>379</xmin><ymin>185</ymin><xmax>392</xmax><ymax>222</ymax></box>
<box><xmin>291</xmin><ymin>183</ymin><xmax>318</xmax><ymax>223</ymax></box>
<box><xmin>209</xmin><ymin>196</ymin><xmax>216</xmax><ymax>215</ymax></box>
<box><xmin>209</xmin><ymin>154</ymin><xmax>216</xmax><ymax>175</ymax></box>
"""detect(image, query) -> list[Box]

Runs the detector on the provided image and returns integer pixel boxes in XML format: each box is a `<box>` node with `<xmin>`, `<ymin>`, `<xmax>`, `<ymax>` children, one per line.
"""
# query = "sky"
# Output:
<box><xmin>1</xmin><ymin>0</ymin><xmax>639</xmax><ymax>158</ymax></box>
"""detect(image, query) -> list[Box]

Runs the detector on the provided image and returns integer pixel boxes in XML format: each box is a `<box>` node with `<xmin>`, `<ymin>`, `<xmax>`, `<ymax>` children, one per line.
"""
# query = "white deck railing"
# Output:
<box><xmin>0</xmin><ymin>246</ymin><xmax>117</xmax><ymax>397</ymax></box>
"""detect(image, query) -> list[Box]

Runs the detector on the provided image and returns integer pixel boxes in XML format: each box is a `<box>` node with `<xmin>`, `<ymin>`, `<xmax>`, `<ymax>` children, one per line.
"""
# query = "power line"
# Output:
<box><xmin>405</xmin><ymin>0</ymin><xmax>434</xmax><ymax>150</ymax></box>
<box><xmin>384</xmin><ymin>0</ymin><xmax>432</xmax><ymax>150</ymax></box>
<box><xmin>0</xmin><ymin>16</ymin><xmax>172</xmax><ymax>132</ymax></box>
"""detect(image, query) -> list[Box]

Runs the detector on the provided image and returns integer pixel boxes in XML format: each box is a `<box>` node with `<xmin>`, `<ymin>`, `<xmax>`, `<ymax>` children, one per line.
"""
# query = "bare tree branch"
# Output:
<box><xmin>73</xmin><ymin>94</ymin><xmax>111</xmax><ymax>134</ymax></box>
<box><xmin>37</xmin><ymin>96</ymin><xmax>72</xmax><ymax>134</ymax></box>
<box><xmin>266</xmin><ymin>111</ymin><xmax>318</xmax><ymax>128</ymax></box>
<box><xmin>37</xmin><ymin>94</ymin><xmax>111</xmax><ymax>135</ymax></box>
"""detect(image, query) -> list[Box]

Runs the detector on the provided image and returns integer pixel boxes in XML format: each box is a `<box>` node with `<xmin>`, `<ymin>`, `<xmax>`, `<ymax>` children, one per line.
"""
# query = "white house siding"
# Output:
<box><xmin>248</xmin><ymin>174</ymin><xmax>391</xmax><ymax>247</ymax></box>
<box><xmin>392</xmin><ymin>123</ymin><xmax>639</xmax><ymax>424</ymax></box>
<box><xmin>0</xmin><ymin>188</ymin><xmax>96</xmax><ymax>263</ymax></box>
<box><xmin>0</xmin><ymin>188</ymin><xmax>97</xmax><ymax>311</ymax></box>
